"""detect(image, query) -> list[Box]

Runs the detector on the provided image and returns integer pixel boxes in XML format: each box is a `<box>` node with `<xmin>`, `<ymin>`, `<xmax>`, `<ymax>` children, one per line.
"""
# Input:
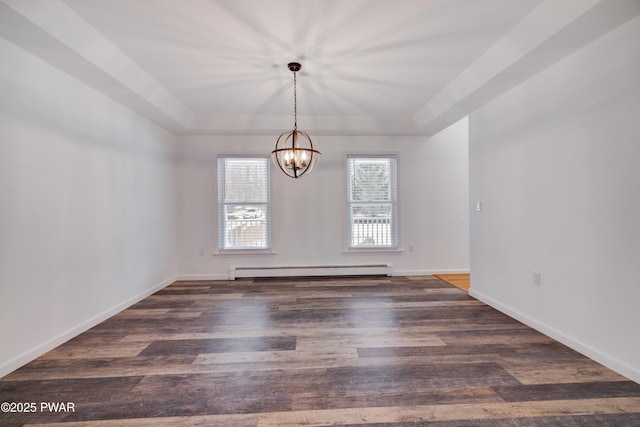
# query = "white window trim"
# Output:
<box><xmin>342</xmin><ymin>248</ymin><xmax>404</xmax><ymax>255</ymax></box>
<box><xmin>217</xmin><ymin>155</ymin><xmax>272</xmax><ymax>252</ymax></box>
<box><xmin>213</xmin><ymin>249</ymin><xmax>277</xmax><ymax>256</ymax></box>
<box><xmin>345</xmin><ymin>154</ymin><xmax>399</xmax><ymax>251</ymax></box>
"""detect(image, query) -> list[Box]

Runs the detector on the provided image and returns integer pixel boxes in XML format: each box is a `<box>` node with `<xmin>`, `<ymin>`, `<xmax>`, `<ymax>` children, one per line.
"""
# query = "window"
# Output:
<box><xmin>347</xmin><ymin>155</ymin><xmax>398</xmax><ymax>249</ymax></box>
<box><xmin>218</xmin><ymin>157</ymin><xmax>270</xmax><ymax>250</ymax></box>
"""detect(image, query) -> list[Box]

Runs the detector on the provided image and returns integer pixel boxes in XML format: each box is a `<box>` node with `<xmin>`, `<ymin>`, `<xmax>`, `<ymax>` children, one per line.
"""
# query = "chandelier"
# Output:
<box><xmin>271</xmin><ymin>62</ymin><xmax>320</xmax><ymax>178</ymax></box>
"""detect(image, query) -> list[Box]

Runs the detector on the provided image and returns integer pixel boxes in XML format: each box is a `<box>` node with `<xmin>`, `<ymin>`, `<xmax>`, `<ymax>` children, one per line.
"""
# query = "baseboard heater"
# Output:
<box><xmin>229</xmin><ymin>264</ymin><xmax>392</xmax><ymax>280</ymax></box>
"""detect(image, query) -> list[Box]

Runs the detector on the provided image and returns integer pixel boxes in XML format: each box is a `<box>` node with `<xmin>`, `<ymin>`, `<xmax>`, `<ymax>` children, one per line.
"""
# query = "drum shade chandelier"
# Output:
<box><xmin>271</xmin><ymin>62</ymin><xmax>320</xmax><ymax>178</ymax></box>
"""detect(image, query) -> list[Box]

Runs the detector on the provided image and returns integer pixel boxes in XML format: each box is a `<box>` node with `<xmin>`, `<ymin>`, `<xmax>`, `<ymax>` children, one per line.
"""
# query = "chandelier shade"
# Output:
<box><xmin>271</xmin><ymin>62</ymin><xmax>320</xmax><ymax>179</ymax></box>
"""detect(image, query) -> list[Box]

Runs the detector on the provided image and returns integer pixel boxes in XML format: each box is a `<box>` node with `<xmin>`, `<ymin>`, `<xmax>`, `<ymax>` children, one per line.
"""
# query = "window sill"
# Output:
<box><xmin>213</xmin><ymin>250</ymin><xmax>277</xmax><ymax>256</ymax></box>
<box><xmin>343</xmin><ymin>248</ymin><xmax>404</xmax><ymax>255</ymax></box>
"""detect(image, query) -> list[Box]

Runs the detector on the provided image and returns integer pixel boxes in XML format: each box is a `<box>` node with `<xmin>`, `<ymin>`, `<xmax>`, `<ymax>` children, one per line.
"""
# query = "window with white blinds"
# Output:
<box><xmin>218</xmin><ymin>157</ymin><xmax>270</xmax><ymax>250</ymax></box>
<box><xmin>347</xmin><ymin>155</ymin><xmax>398</xmax><ymax>249</ymax></box>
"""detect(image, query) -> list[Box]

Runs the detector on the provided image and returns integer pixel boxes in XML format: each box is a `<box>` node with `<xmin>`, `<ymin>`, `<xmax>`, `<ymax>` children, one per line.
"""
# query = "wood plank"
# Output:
<box><xmin>256</xmin><ymin>398</ymin><xmax>640</xmax><ymax>426</ymax></box>
<box><xmin>139</xmin><ymin>336</ymin><xmax>297</xmax><ymax>356</ymax></box>
<box><xmin>493</xmin><ymin>381</ymin><xmax>640</xmax><ymax>401</ymax></box>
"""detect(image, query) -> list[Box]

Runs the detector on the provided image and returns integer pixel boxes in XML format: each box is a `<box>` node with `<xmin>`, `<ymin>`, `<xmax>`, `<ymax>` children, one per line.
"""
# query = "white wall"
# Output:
<box><xmin>175</xmin><ymin>118</ymin><xmax>469</xmax><ymax>279</ymax></box>
<box><xmin>0</xmin><ymin>38</ymin><xmax>178</xmax><ymax>377</ymax></box>
<box><xmin>469</xmin><ymin>16</ymin><xmax>640</xmax><ymax>383</ymax></box>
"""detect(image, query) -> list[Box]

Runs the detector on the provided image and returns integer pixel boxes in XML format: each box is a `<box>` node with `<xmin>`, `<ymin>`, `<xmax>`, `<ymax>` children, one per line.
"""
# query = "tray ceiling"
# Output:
<box><xmin>1</xmin><ymin>0</ymin><xmax>638</xmax><ymax>135</ymax></box>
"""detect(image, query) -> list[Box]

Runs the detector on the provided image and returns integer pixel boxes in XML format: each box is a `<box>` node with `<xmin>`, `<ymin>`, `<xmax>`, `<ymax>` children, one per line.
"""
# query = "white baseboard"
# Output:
<box><xmin>394</xmin><ymin>269</ymin><xmax>470</xmax><ymax>276</ymax></box>
<box><xmin>175</xmin><ymin>274</ymin><xmax>230</xmax><ymax>281</ymax></box>
<box><xmin>0</xmin><ymin>275</ymin><xmax>177</xmax><ymax>378</ymax></box>
<box><xmin>469</xmin><ymin>288</ymin><xmax>640</xmax><ymax>385</ymax></box>
<box><xmin>174</xmin><ymin>270</ymin><xmax>470</xmax><ymax>280</ymax></box>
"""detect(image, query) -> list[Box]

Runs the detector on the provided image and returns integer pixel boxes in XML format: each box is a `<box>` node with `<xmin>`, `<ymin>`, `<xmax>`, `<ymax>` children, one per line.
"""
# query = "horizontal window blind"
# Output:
<box><xmin>218</xmin><ymin>157</ymin><xmax>270</xmax><ymax>250</ymax></box>
<box><xmin>347</xmin><ymin>156</ymin><xmax>398</xmax><ymax>249</ymax></box>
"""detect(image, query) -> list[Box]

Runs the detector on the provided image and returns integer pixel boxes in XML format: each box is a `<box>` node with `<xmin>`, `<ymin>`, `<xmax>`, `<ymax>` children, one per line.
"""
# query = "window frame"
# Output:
<box><xmin>217</xmin><ymin>155</ymin><xmax>271</xmax><ymax>252</ymax></box>
<box><xmin>346</xmin><ymin>154</ymin><xmax>399</xmax><ymax>251</ymax></box>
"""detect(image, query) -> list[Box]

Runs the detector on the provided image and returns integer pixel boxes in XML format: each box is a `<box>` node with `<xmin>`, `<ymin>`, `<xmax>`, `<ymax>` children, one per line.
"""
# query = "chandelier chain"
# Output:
<box><xmin>293</xmin><ymin>71</ymin><xmax>297</xmax><ymax>130</ymax></box>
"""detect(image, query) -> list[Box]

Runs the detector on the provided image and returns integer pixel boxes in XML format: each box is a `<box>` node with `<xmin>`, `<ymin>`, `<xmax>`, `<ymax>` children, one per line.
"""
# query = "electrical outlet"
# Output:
<box><xmin>532</xmin><ymin>271</ymin><xmax>541</xmax><ymax>286</ymax></box>
<box><xmin>476</xmin><ymin>201</ymin><xmax>483</xmax><ymax>212</ymax></box>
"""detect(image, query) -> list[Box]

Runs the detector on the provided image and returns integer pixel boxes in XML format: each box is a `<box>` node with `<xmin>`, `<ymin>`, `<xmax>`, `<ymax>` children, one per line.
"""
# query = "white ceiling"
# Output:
<box><xmin>62</xmin><ymin>0</ymin><xmax>540</xmax><ymax>116</ymax></box>
<box><xmin>1</xmin><ymin>0</ymin><xmax>638</xmax><ymax>136</ymax></box>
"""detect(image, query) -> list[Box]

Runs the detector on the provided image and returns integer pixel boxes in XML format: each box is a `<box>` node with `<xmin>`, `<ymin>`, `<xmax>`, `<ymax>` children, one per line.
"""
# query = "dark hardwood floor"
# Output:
<box><xmin>1</xmin><ymin>276</ymin><xmax>639</xmax><ymax>426</ymax></box>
